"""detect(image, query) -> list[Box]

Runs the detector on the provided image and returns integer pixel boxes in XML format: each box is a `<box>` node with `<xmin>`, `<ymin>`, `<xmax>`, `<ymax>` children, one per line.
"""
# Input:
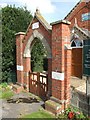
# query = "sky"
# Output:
<box><xmin>0</xmin><ymin>0</ymin><xmax>80</xmax><ymax>23</ymax></box>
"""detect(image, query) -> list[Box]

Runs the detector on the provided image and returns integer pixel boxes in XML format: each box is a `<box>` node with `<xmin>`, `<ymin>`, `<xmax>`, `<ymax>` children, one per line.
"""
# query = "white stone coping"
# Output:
<box><xmin>15</xmin><ymin>32</ymin><xmax>26</xmax><ymax>36</ymax></box>
<box><xmin>64</xmin><ymin>44</ymin><xmax>72</xmax><ymax>50</ymax></box>
<box><xmin>50</xmin><ymin>20</ymin><xmax>71</xmax><ymax>26</ymax></box>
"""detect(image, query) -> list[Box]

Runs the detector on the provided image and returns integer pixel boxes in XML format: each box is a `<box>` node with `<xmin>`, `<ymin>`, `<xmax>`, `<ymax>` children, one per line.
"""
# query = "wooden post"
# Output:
<box><xmin>37</xmin><ymin>72</ymin><xmax>40</xmax><ymax>96</ymax></box>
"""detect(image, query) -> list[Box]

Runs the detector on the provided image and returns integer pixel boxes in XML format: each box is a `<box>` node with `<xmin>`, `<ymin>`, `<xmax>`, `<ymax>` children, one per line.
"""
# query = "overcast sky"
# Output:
<box><xmin>0</xmin><ymin>0</ymin><xmax>80</xmax><ymax>23</ymax></box>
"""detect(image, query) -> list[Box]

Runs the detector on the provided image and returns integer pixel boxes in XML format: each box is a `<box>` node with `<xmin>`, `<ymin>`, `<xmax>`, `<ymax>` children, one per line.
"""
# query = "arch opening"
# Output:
<box><xmin>24</xmin><ymin>30</ymin><xmax>51</xmax><ymax>59</ymax></box>
<box><xmin>23</xmin><ymin>30</ymin><xmax>52</xmax><ymax>98</ymax></box>
<box><xmin>31</xmin><ymin>38</ymin><xmax>48</xmax><ymax>72</ymax></box>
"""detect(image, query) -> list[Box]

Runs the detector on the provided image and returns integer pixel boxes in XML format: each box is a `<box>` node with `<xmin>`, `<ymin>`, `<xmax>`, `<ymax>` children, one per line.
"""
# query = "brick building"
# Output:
<box><xmin>15</xmin><ymin>0</ymin><xmax>90</xmax><ymax>115</ymax></box>
<box><xmin>65</xmin><ymin>0</ymin><xmax>90</xmax><ymax>78</ymax></box>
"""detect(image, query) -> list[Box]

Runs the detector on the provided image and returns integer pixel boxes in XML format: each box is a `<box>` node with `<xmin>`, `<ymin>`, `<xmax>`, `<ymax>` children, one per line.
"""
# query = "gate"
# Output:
<box><xmin>71</xmin><ymin>48</ymin><xmax>82</xmax><ymax>78</ymax></box>
<box><xmin>29</xmin><ymin>72</ymin><xmax>48</xmax><ymax>98</ymax></box>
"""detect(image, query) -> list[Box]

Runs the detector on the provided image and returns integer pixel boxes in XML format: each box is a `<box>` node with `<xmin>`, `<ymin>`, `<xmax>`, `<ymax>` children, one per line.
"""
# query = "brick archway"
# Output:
<box><xmin>23</xmin><ymin>30</ymin><xmax>52</xmax><ymax>97</ymax></box>
<box><xmin>15</xmin><ymin>9</ymin><xmax>72</xmax><ymax>114</ymax></box>
<box><xmin>24</xmin><ymin>30</ymin><xmax>51</xmax><ymax>58</ymax></box>
<box><xmin>16</xmin><ymin>9</ymin><xmax>52</xmax><ymax>96</ymax></box>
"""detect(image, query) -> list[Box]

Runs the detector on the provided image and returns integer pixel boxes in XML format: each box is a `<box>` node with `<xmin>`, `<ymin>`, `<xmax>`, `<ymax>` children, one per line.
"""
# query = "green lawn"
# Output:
<box><xmin>0</xmin><ymin>82</ymin><xmax>14</xmax><ymax>99</ymax></box>
<box><xmin>21</xmin><ymin>110</ymin><xmax>55</xmax><ymax>119</ymax></box>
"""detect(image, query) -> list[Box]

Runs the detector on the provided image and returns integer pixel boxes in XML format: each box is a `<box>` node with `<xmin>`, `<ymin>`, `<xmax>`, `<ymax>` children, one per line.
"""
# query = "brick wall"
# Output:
<box><xmin>51</xmin><ymin>20</ymin><xmax>71</xmax><ymax>106</ymax></box>
<box><xmin>65</xmin><ymin>1</ymin><xmax>90</xmax><ymax>31</ymax></box>
<box><xmin>71</xmin><ymin>87</ymin><xmax>90</xmax><ymax>115</ymax></box>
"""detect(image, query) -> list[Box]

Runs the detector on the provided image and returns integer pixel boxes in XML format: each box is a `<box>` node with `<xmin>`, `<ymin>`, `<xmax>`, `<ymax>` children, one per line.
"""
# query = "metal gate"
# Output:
<box><xmin>71</xmin><ymin>48</ymin><xmax>82</xmax><ymax>78</ymax></box>
<box><xmin>29</xmin><ymin>72</ymin><xmax>48</xmax><ymax>98</ymax></box>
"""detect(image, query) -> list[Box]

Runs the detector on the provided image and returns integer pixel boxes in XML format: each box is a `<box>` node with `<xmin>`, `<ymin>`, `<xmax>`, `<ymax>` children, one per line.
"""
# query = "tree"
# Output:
<box><xmin>31</xmin><ymin>38</ymin><xmax>48</xmax><ymax>72</ymax></box>
<box><xmin>2</xmin><ymin>5</ymin><xmax>33</xmax><ymax>83</ymax></box>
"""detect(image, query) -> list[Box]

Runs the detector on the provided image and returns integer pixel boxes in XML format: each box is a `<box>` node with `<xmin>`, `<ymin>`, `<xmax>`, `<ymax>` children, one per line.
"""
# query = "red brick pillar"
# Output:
<box><xmin>51</xmin><ymin>20</ymin><xmax>71</xmax><ymax>101</ymax></box>
<box><xmin>45</xmin><ymin>20</ymin><xmax>71</xmax><ymax>114</ymax></box>
<box><xmin>51</xmin><ymin>20</ymin><xmax>71</xmax><ymax>103</ymax></box>
<box><xmin>15</xmin><ymin>32</ymin><xmax>25</xmax><ymax>86</ymax></box>
<box><xmin>23</xmin><ymin>57</ymin><xmax>31</xmax><ymax>91</ymax></box>
<box><xmin>64</xmin><ymin>49</ymin><xmax>71</xmax><ymax>108</ymax></box>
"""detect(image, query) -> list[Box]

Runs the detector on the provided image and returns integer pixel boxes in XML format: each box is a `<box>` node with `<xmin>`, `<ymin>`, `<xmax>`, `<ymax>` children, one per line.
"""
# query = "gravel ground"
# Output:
<box><xmin>1</xmin><ymin>92</ymin><xmax>44</xmax><ymax>118</ymax></box>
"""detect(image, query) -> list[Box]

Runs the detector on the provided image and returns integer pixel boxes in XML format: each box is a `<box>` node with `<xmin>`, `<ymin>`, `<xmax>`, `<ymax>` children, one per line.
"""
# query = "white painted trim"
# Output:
<box><xmin>71</xmin><ymin>39</ymin><xmax>83</xmax><ymax>48</ymax></box>
<box><xmin>71</xmin><ymin>40</ymin><xmax>77</xmax><ymax>47</ymax></box>
<box><xmin>71</xmin><ymin>46</ymin><xmax>83</xmax><ymax>49</ymax></box>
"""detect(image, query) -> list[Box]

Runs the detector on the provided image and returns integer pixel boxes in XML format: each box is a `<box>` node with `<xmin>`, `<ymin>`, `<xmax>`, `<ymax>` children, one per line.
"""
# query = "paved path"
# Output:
<box><xmin>71</xmin><ymin>76</ymin><xmax>86</xmax><ymax>88</ymax></box>
<box><xmin>71</xmin><ymin>76</ymin><xmax>86</xmax><ymax>94</ymax></box>
<box><xmin>1</xmin><ymin>92</ymin><xmax>44</xmax><ymax>118</ymax></box>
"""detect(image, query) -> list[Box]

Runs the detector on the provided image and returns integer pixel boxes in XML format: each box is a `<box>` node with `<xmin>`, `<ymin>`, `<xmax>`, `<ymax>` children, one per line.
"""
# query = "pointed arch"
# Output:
<box><xmin>23</xmin><ymin>30</ymin><xmax>52</xmax><ymax>58</ymax></box>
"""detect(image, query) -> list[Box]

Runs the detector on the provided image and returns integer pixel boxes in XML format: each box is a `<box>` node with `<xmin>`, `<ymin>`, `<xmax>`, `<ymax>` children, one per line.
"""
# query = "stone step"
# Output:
<box><xmin>45</xmin><ymin>99</ymin><xmax>62</xmax><ymax>115</ymax></box>
<box><xmin>12</xmin><ymin>84</ymin><xmax>23</xmax><ymax>93</ymax></box>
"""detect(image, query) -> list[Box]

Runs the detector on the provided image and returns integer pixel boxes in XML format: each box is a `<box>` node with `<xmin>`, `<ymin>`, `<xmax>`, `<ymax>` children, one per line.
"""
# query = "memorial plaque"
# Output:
<box><xmin>32</xmin><ymin>22</ymin><xmax>39</xmax><ymax>29</ymax></box>
<box><xmin>83</xmin><ymin>40</ymin><xmax>90</xmax><ymax>76</ymax></box>
<box><xmin>17</xmin><ymin>65</ymin><xmax>23</xmax><ymax>71</ymax></box>
<box><xmin>52</xmin><ymin>71</ymin><xmax>64</xmax><ymax>81</ymax></box>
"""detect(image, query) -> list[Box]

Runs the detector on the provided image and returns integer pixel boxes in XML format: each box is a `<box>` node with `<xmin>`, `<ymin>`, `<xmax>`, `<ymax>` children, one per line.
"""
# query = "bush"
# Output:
<box><xmin>58</xmin><ymin>106</ymin><xmax>87</xmax><ymax>120</ymax></box>
<box><xmin>66</xmin><ymin>106</ymin><xmax>86</xmax><ymax>119</ymax></box>
<box><xmin>0</xmin><ymin>82</ymin><xmax>14</xmax><ymax>99</ymax></box>
<box><xmin>0</xmin><ymin>82</ymin><xmax>8</xmax><ymax>88</ymax></box>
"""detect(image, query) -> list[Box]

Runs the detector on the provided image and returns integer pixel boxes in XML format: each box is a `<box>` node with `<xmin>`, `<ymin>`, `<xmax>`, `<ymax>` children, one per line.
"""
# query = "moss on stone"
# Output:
<box><xmin>45</xmin><ymin>100</ymin><xmax>61</xmax><ymax>110</ymax></box>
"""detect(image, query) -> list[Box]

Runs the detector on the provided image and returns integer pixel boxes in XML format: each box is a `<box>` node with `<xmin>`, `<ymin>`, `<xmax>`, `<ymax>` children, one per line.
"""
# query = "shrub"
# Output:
<box><xmin>0</xmin><ymin>82</ymin><xmax>14</xmax><ymax>99</ymax></box>
<box><xmin>0</xmin><ymin>82</ymin><xmax>8</xmax><ymax>88</ymax></box>
<box><xmin>58</xmin><ymin>106</ymin><xmax>87</xmax><ymax>119</ymax></box>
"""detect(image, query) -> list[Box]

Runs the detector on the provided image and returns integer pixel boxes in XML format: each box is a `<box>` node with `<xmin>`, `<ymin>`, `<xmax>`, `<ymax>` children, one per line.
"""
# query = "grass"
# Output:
<box><xmin>0</xmin><ymin>90</ymin><xmax>14</xmax><ymax>99</ymax></box>
<box><xmin>0</xmin><ymin>82</ymin><xmax>14</xmax><ymax>99</ymax></box>
<box><xmin>21</xmin><ymin>110</ymin><xmax>55</xmax><ymax>119</ymax></box>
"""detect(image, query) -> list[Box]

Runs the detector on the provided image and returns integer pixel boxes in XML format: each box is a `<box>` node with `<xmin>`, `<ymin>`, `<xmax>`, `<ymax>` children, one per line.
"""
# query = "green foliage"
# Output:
<box><xmin>21</xmin><ymin>110</ymin><xmax>54</xmax><ymax>118</ymax></box>
<box><xmin>57</xmin><ymin>113</ymin><xmax>67</xmax><ymax>119</ymax></box>
<box><xmin>2</xmin><ymin>5</ymin><xmax>33</xmax><ymax>83</ymax></box>
<box><xmin>0</xmin><ymin>83</ymin><xmax>14</xmax><ymax>99</ymax></box>
<box><xmin>31</xmin><ymin>38</ymin><xmax>47</xmax><ymax>72</ymax></box>
<box><xmin>0</xmin><ymin>82</ymin><xmax>8</xmax><ymax>88</ymax></box>
<box><xmin>57</xmin><ymin>106</ymin><xmax>88</xmax><ymax>119</ymax></box>
<box><xmin>62</xmin><ymin>106</ymin><xmax>86</xmax><ymax>119</ymax></box>
<box><xmin>0</xmin><ymin>90</ymin><xmax>14</xmax><ymax>99</ymax></box>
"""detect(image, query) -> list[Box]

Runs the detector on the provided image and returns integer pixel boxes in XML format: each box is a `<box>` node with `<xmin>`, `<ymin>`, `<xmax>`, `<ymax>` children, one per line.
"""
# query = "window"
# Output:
<box><xmin>71</xmin><ymin>41</ymin><xmax>76</xmax><ymax>47</ymax></box>
<box><xmin>71</xmin><ymin>40</ymin><xmax>83</xmax><ymax>47</ymax></box>
<box><xmin>82</xmin><ymin>12</ymin><xmax>90</xmax><ymax>21</ymax></box>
